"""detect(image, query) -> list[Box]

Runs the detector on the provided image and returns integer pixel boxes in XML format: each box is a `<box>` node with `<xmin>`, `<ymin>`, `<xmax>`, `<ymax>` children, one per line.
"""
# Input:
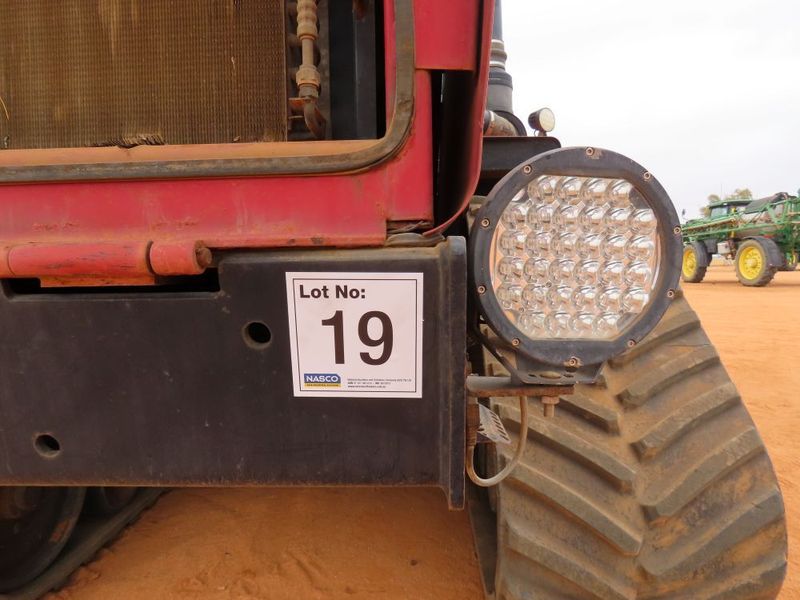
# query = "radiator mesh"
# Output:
<box><xmin>0</xmin><ymin>0</ymin><xmax>287</xmax><ymax>149</ymax></box>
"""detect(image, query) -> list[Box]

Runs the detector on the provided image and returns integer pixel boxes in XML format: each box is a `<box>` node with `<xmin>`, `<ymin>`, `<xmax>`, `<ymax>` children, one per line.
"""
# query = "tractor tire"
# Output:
<box><xmin>491</xmin><ymin>293</ymin><xmax>787</xmax><ymax>599</ymax></box>
<box><xmin>681</xmin><ymin>242</ymin><xmax>708</xmax><ymax>283</ymax></box>
<box><xmin>0</xmin><ymin>487</ymin><xmax>86</xmax><ymax>592</ymax></box>
<box><xmin>735</xmin><ymin>239</ymin><xmax>777</xmax><ymax>286</ymax></box>
<box><xmin>779</xmin><ymin>254</ymin><xmax>798</xmax><ymax>272</ymax></box>
<box><xmin>84</xmin><ymin>487</ymin><xmax>139</xmax><ymax>516</ymax></box>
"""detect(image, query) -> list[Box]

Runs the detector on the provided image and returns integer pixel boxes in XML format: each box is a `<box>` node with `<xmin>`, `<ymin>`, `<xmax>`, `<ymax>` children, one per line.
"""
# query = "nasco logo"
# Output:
<box><xmin>304</xmin><ymin>373</ymin><xmax>342</xmax><ymax>387</ymax></box>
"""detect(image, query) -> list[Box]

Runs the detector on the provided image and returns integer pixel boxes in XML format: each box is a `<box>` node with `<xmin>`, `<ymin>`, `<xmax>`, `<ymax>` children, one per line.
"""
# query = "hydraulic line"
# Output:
<box><xmin>295</xmin><ymin>0</ymin><xmax>326</xmax><ymax>138</ymax></box>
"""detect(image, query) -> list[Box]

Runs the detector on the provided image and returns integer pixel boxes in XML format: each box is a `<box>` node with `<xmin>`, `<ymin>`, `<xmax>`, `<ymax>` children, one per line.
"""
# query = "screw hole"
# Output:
<box><xmin>34</xmin><ymin>433</ymin><xmax>61</xmax><ymax>458</ymax></box>
<box><xmin>243</xmin><ymin>321</ymin><xmax>272</xmax><ymax>348</ymax></box>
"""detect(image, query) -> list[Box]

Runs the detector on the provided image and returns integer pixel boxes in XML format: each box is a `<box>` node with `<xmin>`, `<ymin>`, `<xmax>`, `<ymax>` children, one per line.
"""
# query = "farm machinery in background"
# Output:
<box><xmin>682</xmin><ymin>192</ymin><xmax>800</xmax><ymax>286</ymax></box>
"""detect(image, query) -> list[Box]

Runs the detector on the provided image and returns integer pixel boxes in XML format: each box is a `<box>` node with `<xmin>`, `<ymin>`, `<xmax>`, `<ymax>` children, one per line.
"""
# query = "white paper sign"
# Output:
<box><xmin>285</xmin><ymin>272</ymin><xmax>424</xmax><ymax>397</ymax></box>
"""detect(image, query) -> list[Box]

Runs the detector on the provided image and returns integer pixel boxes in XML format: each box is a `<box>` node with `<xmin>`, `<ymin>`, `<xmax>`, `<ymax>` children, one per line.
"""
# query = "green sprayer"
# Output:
<box><xmin>681</xmin><ymin>192</ymin><xmax>800</xmax><ymax>285</ymax></box>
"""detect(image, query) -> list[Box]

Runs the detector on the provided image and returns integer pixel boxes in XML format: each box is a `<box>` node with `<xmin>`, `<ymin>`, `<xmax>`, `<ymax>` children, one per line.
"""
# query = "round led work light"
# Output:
<box><xmin>528</xmin><ymin>107</ymin><xmax>556</xmax><ymax>133</ymax></box>
<box><xmin>470</xmin><ymin>147</ymin><xmax>681</xmax><ymax>382</ymax></box>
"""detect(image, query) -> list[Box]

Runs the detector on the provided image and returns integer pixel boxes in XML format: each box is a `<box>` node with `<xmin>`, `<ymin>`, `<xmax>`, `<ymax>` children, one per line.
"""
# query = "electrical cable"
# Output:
<box><xmin>466</xmin><ymin>395</ymin><xmax>528</xmax><ymax>487</ymax></box>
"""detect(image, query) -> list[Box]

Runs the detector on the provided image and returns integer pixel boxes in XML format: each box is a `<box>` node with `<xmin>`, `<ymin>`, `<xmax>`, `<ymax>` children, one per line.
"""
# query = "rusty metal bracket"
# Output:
<box><xmin>466</xmin><ymin>375</ymin><xmax>573</xmax><ymax>400</ymax></box>
<box><xmin>464</xmin><ymin>375</ymin><xmax>575</xmax><ymax>488</ymax></box>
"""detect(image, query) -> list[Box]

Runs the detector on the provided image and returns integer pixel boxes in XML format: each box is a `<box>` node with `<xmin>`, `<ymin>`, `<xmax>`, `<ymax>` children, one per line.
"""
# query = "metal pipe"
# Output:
<box><xmin>295</xmin><ymin>0</ymin><xmax>326</xmax><ymax>138</ymax></box>
<box><xmin>492</xmin><ymin>0</ymin><xmax>504</xmax><ymax>40</ymax></box>
<box><xmin>483</xmin><ymin>110</ymin><xmax>518</xmax><ymax>137</ymax></box>
<box><xmin>487</xmin><ymin>0</ymin><xmax>512</xmax><ymax>115</ymax></box>
<box><xmin>486</xmin><ymin>0</ymin><xmax>524</xmax><ymax>134</ymax></box>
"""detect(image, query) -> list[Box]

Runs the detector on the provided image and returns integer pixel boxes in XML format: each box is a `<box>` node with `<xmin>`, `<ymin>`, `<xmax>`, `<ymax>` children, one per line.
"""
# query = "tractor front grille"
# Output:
<box><xmin>0</xmin><ymin>0</ymin><xmax>287</xmax><ymax>149</ymax></box>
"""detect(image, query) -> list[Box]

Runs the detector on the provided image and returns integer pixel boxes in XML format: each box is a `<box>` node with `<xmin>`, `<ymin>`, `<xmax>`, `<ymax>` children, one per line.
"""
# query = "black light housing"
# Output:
<box><xmin>528</xmin><ymin>108</ymin><xmax>556</xmax><ymax>134</ymax></box>
<box><xmin>470</xmin><ymin>147</ymin><xmax>682</xmax><ymax>384</ymax></box>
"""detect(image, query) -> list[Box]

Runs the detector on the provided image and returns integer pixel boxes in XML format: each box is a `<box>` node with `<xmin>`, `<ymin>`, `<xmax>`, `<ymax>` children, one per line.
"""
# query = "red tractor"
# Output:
<box><xmin>0</xmin><ymin>1</ymin><xmax>787</xmax><ymax>597</ymax></box>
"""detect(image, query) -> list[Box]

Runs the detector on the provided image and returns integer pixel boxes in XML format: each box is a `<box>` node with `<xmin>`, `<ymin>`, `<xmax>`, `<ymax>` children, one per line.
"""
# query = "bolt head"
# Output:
<box><xmin>477</xmin><ymin>285</ymin><xmax>487</xmax><ymax>294</ymax></box>
<box><xmin>522</xmin><ymin>165</ymin><xmax>532</xmax><ymax>174</ymax></box>
<box><xmin>511</xmin><ymin>338</ymin><xmax>521</xmax><ymax>346</ymax></box>
<box><xmin>480</xmin><ymin>218</ymin><xmax>490</xmax><ymax>228</ymax></box>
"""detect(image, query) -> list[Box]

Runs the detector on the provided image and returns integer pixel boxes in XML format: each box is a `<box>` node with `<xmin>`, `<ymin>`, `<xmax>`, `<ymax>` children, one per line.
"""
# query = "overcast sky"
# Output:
<box><xmin>502</xmin><ymin>0</ymin><xmax>800</xmax><ymax>219</ymax></box>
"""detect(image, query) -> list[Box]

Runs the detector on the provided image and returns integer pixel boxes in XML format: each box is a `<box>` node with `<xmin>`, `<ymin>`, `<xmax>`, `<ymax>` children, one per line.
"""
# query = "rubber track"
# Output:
<box><xmin>0</xmin><ymin>489</ymin><xmax>163</xmax><ymax>600</ymax></box>
<box><xmin>491</xmin><ymin>293</ymin><xmax>788</xmax><ymax>599</ymax></box>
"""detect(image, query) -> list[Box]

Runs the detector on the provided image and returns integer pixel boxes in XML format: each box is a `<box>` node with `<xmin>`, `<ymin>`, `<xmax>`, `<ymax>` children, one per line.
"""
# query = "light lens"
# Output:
<box><xmin>529</xmin><ymin>107</ymin><xmax>556</xmax><ymax>133</ymax></box>
<box><xmin>489</xmin><ymin>175</ymin><xmax>660</xmax><ymax>339</ymax></box>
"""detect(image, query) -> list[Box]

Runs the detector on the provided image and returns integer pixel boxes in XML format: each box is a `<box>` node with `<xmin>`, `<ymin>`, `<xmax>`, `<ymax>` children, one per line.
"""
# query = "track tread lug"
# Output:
<box><xmin>559</xmin><ymin>392</ymin><xmax>622</xmax><ymax>434</ymax></box>
<box><xmin>641</xmin><ymin>488</ymin><xmax>783</xmax><ymax>578</ymax></box>
<box><xmin>504</xmin><ymin>516</ymin><xmax>637</xmax><ymax>600</ymax></box>
<box><xmin>507</xmin><ymin>462</ymin><xmax>643</xmax><ymax>555</ymax></box>
<box><xmin>642</xmin><ymin>428</ymin><xmax>764</xmax><ymax>522</ymax></box>
<box><xmin>617</xmin><ymin>345</ymin><xmax>720</xmax><ymax>407</ymax></box>
<box><xmin>609</xmin><ymin>309</ymin><xmax>701</xmax><ymax>368</ymax></box>
<box><xmin>498</xmin><ymin>405</ymin><xmax>636</xmax><ymax>492</ymax></box>
<box><xmin>632</xmin><ymin>382</ymin><xmax>740</xmax><ymax>459</ymax></box>
<box><xmin>704</xmin><ymin>554</ymin><xmax>787</xmax><ymax>600</ymax></box>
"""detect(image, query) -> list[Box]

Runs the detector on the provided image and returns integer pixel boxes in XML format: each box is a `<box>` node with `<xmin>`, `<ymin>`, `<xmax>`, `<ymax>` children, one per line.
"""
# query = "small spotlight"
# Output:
<box><xmin>528</xmin><ymin>108</ymin><xmax>556</xmax><ymax>134</ymax></box>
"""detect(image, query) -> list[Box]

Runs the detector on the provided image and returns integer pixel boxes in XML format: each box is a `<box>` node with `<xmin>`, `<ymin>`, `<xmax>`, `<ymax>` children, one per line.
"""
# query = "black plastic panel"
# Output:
<box><xmin>0</xmin><ymin>240</ymin><xmax>467</xmax><ymax>508</ymax></box>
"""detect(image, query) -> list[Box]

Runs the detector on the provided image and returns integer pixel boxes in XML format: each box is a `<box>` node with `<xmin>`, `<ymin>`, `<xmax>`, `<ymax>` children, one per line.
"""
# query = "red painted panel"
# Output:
<box><xmin>0</xmin><ymin>175</ymin><xmax>387</xmax><ymax>248</ymax></box>
<box><xmin>0</xmin><ymin>1</ymin><xmax>487</xmax><ymax>283</ymax></box>
<box><xmin>0</xmin><ymin>74</ymin><xmax>434</xmax><ymax>267</ymax></box>
<box><xmin>413</xmin><ymin>0</ymin><xmax>480</xmax><ymax>71</ymax></box>
<box><xmin>383</xmin><ymin>71</ymin><xmax>433</xmax><ymax>220</ymax></box>
<box><xmin>425</xmin><ymin>0</ymin><xmax>494</xmax><ymax>237</ymax></box>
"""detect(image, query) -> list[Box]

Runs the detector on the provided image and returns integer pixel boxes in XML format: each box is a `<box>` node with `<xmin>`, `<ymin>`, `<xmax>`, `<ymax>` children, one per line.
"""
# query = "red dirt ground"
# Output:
<box><xmin>682</xmin><ymin>266</ymin><xmax>799</xmax><ymax>599</ymax></box>
<box><xmin>49</xmin><ymin>265</ymin><xmax>799</xmax><ymax>599</ymax></box>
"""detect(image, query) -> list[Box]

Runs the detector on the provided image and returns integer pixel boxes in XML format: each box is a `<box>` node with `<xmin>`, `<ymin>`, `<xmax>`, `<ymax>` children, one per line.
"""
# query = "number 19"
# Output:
<box><xmin>321</xmin><ymin>310</ymin><xmax>394</xmax><ymax>365</ymax></box>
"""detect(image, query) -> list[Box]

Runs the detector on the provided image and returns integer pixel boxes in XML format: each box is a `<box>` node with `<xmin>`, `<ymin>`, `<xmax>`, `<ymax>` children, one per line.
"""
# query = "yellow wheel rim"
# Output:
<box><xmin>738</xmin><ymin>246</ymin><xmax>764</xmax><ymax>280</ymax></box>
<box><xmin>682</xmin><ymin>247</ymin><xmax>697</xmax><ymax>279</ymax></box>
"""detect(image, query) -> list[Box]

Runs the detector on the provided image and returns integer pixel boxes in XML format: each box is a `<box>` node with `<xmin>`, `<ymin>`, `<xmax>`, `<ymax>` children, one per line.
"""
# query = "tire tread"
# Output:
<box><xmin>492</xmin><ymin>296</ymin><xmax>787</xmax><ymax>599</ymax></box>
